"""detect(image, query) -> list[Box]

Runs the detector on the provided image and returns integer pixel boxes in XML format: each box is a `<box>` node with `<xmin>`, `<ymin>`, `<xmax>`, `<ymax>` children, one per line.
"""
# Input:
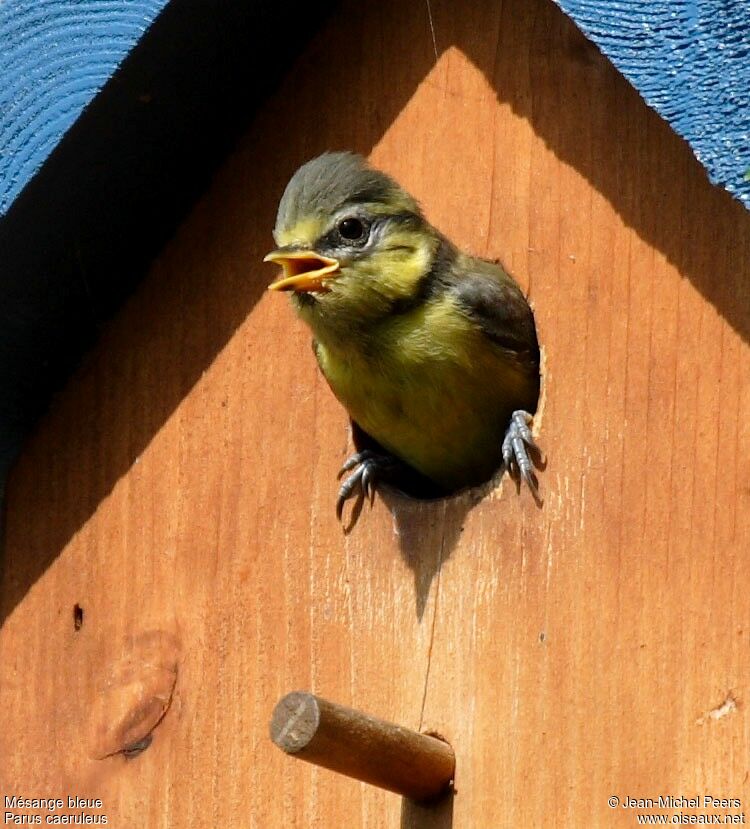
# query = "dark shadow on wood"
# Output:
<box><xmin>382</xmin><ymin>491</ymin><xmax>477</xmax><ymax>620</ymax></box>
<box><xmin>0</xmin><ymin>0</ymin><xmax>339</xmax><ymax>484</ymax></box>
<box><xmin>449</xmin><ymin>0</ymin><xmax>750</xmax><ymax>345</ymax></box>
<box><xmin>401</xmin><ymin>789</ymin><xmax>455</xmax><ymax>829</ymax></box>
<box><xmin>0</xmin><ymin>0</ymin><xmax>437</xmax><ymax>623</ymax></box>
<box><xmin>3</xmin><ymin>0</ymin><xmax>748</xmax><ymax>625</ymax></box>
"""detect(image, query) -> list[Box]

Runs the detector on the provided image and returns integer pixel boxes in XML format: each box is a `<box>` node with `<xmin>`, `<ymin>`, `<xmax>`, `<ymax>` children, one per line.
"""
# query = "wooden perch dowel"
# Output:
<box><xmin>270</xmin><ymin>691</ymin><xmax>455</xmax><ymax>802</ymax></box>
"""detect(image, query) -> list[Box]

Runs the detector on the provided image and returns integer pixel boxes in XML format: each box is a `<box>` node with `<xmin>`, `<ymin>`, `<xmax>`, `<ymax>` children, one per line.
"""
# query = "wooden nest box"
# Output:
<box><xmin>1</xmin><ymin>0</ymin><xmax>749</xmax><ymax>826</ymax></box>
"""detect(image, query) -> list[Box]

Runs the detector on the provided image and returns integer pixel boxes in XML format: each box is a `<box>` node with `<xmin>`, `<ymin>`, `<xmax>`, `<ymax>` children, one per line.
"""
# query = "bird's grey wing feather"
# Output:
<box><xmin>450</xmin><ymin>260</ymin><xmax>540</xmax><ymax>368</ymax></box>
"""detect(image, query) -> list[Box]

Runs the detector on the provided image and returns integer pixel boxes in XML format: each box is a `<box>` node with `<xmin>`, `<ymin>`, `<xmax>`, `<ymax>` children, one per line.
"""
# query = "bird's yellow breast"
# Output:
<box><xmin>314</xmin><ymin>293</ymin><xmax>535</xmax><ymax>490</ymax></box>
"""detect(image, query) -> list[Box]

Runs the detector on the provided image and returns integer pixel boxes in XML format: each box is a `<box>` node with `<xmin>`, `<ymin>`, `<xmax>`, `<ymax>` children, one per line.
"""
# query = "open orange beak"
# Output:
<box><xmin>264</xmin><ymin>249</ymin><xmax>340</xmax><ymax>293</ymax></box>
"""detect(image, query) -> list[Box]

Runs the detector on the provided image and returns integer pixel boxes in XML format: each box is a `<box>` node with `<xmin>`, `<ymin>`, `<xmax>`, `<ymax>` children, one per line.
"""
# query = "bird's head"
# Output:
<box><xmin>264</xmin><ymin>152</ymin><xmax>441</xmax><ymax>339</ymax></box>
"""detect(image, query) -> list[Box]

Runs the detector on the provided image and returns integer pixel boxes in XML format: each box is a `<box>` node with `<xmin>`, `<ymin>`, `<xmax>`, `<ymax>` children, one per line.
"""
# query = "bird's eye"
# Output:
<box><xmin>337</xmin><ymin>217</ymin><xmax>367</xmax><ymax>241</ymax></box>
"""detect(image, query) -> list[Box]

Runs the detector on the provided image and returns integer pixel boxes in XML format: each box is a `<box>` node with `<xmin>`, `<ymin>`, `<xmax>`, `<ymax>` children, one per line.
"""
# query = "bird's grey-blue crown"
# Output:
<box><xmin>275</xmin><ymin>152</ymin><xmax>414</xmax><ymax>236</ymax></box>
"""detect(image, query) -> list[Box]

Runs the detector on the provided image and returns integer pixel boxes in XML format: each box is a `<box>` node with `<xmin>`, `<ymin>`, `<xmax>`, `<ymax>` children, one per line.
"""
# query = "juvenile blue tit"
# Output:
<box><xmin>264</xmin><ymin>152</ymin><xmax>541</xmax><ymax>520</ymax></box>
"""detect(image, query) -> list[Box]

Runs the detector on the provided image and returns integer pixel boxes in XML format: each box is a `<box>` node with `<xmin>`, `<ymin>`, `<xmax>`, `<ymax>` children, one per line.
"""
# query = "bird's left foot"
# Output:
<box><xmin>502</xmin><ymin>410</ymin><xmax>541</xmax><ymax>499</ymax></box>
<box><xmin>336</xmin><ymin>450</ymin><xmax>400</xmax><ymax>523</ymax></box>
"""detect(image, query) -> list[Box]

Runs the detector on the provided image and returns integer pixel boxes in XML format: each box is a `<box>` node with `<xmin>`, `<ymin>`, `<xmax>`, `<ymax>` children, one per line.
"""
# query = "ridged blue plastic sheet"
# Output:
<box><xmin>0</xmin><ymin>0</ymin><xmax>167</xmax><ymax>215</ymax></box>
<box><xmin>555</xmin><ymin>0</ymin><xmax>750</xmax><ymax>207</ymax></box>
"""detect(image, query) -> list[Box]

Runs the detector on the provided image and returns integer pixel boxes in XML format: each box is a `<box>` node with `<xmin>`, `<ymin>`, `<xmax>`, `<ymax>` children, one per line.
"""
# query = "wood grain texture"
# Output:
<box><xmin>1</xmin><ymin>0</ymin><xmax>749</xmax><ymax>826</ymax></box>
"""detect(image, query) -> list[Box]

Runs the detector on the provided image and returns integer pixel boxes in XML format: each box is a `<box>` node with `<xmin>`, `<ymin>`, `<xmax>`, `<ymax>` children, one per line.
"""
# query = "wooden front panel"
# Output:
<box><xmin>2</xmin><ymin>0</ymin><xmax>749</xmax><ymax>826</ymax></box>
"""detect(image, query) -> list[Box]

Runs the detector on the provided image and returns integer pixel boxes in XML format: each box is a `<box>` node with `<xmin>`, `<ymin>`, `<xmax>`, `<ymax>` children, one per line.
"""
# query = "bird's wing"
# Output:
<box><xmin>450</xmin><ymin>258</ymin><xmax>540</xmax><ymax>368</ymax></box>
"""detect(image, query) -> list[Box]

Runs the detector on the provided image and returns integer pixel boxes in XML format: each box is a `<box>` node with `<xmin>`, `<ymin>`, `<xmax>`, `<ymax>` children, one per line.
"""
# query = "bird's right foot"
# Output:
<box><xmin>501</xmin><ymin>409</ymin><xmax>541</xmax><ymax>500</ymax></box>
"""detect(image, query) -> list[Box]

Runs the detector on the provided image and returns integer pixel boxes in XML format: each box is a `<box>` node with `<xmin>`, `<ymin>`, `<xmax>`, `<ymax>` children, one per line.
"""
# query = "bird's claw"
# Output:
<box><xmin>336</xmin><ymin>450</ymin><xmax>391</xmax><ymax>522</ymax></box>
<box><xmin>502</xmin><ymin>410</ymin><xmax>541</xmax><ymax>498</ymax></box>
